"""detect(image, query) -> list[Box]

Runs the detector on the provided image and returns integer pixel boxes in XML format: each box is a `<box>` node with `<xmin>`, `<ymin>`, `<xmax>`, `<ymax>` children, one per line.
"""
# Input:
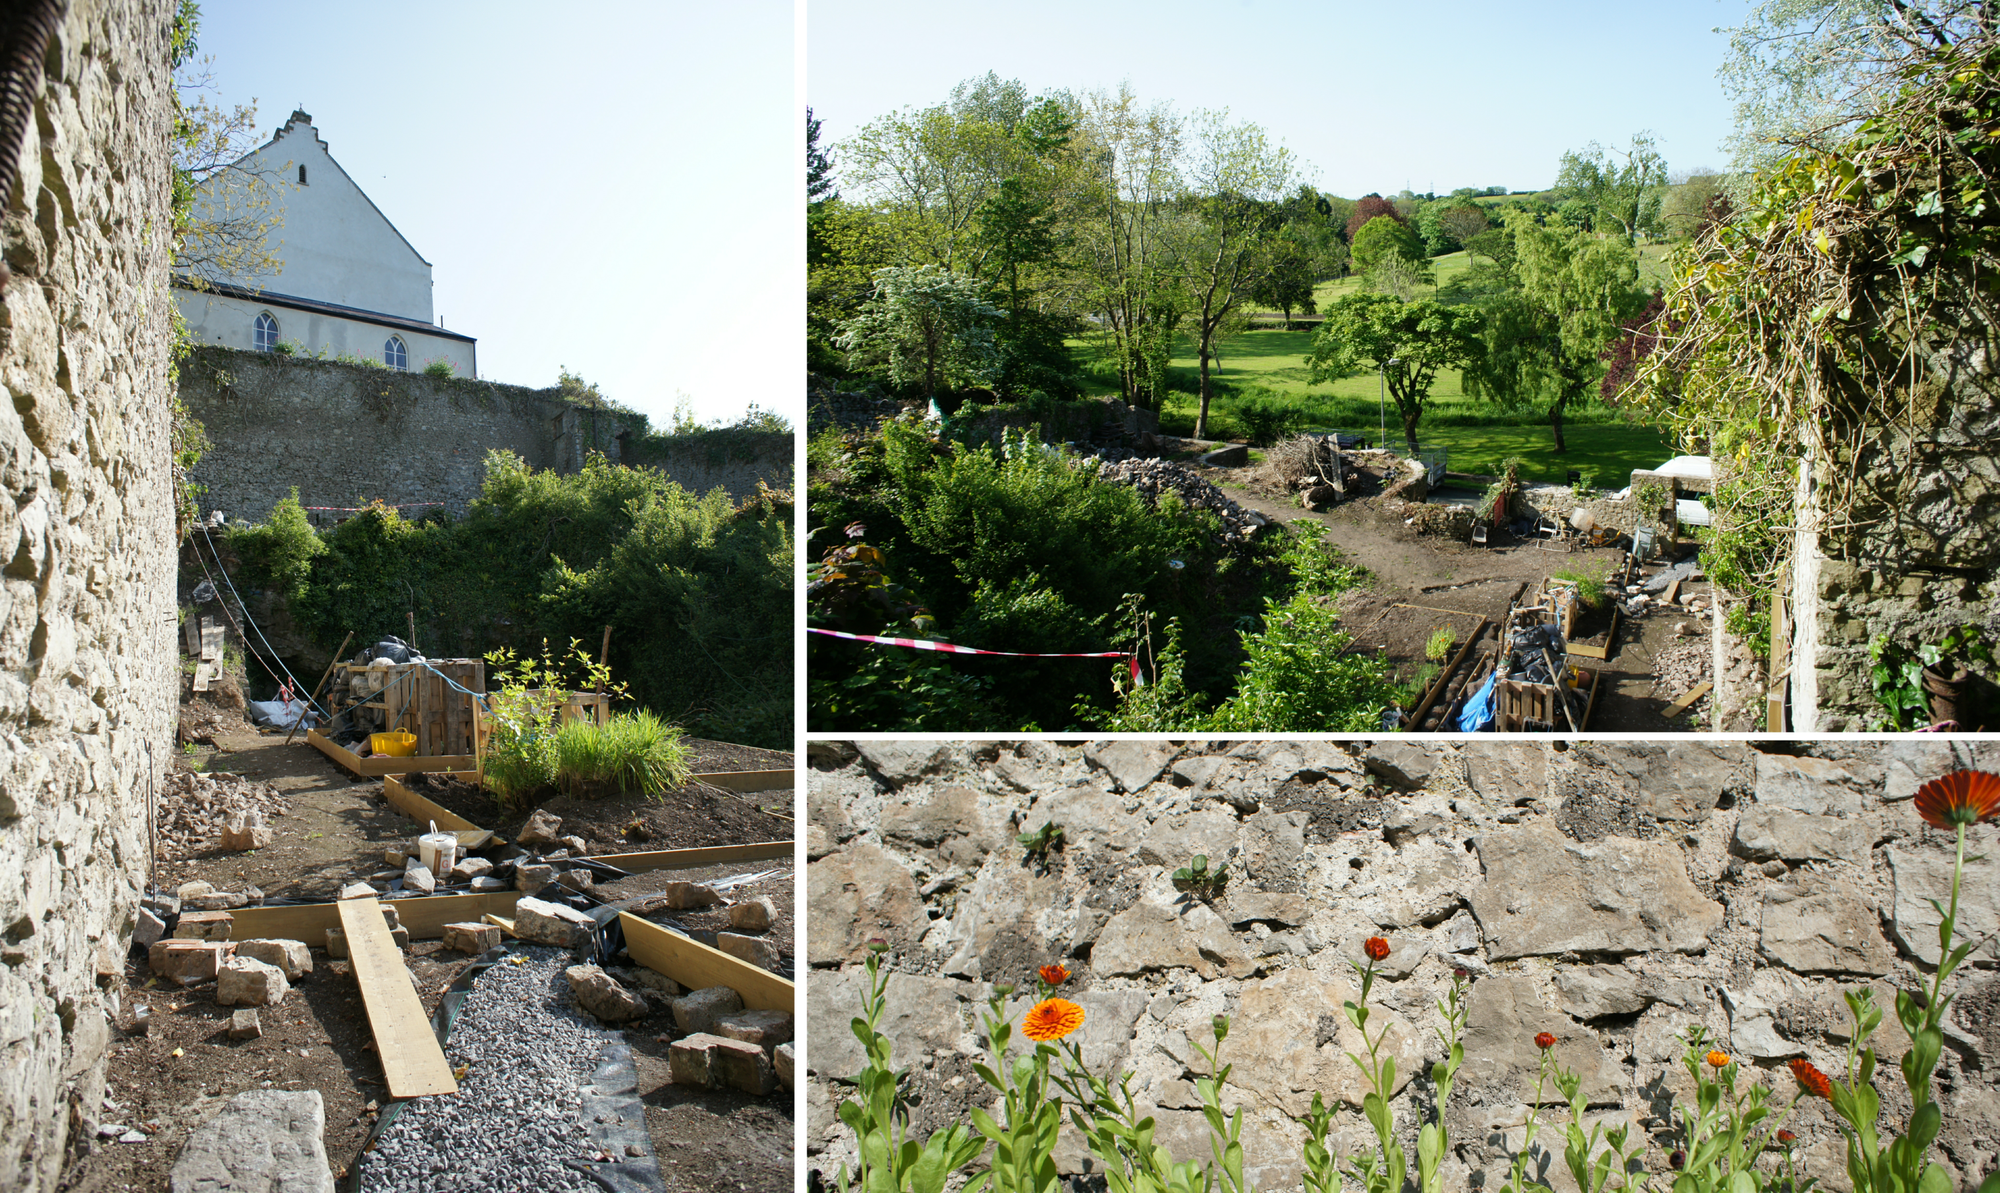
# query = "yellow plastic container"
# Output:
<box><xmin>370</xmin><ymin>731</ymin><xmax>418</xmax><ymax>757</ymax></box>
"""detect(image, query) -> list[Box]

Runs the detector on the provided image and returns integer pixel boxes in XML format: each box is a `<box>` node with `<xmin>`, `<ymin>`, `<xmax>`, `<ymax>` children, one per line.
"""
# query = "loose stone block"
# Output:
<box><xmin>660</xmin><ymin>881</ymin><xmax>720</xmax><ymax>909</ymax></box>
<box><xmin>173</xmin><ymin>910</ymin><xmax>235</xmax><ymax>940</ymax></box>
<box><xmin>149</xmin><ymin>940</ymin><xmax>235</xmax><ymax>983</ymax></box>
<box><xmin>217</xmin><ymin>956</ymin><xmax>291</xmax><ymax>1007</ymax></box>
<box><xmin>668</xmin><ymin>1032</ymin><xmax>726</xmax><ymax>1087</ymax></box>
<box><xmin>337</xmin><ymin>882</ymin><xmax>376</xmax><ymax>901</ymax></box>
<box><xmin>235</xmin><ymin>939</ymin><xmax>313</xmax><ymax>980</ymax></box>
<box><xmin>566</xmin><ymin>964</ymin><xmax>650</xmax><ymax>1023</ymax></box>
<box><xmin>167</xmin><ymin>1090</ymin><xmax>332</xmax><ymax>1193</ymax></box>
<box><xmin>133</xmin><ymin>906</ymin><xmax>169</xmax><ymax>948</ymax></box>
<box><xmin>727</xmin><ymin>898</ymin><xmax>776</xmax><ymax>932</ymax></box>
<box><xmin>715</xmin><ymin>1009</ymin><xmax>794</xmax><ymax>1051</ymax></box>
<box><xmin>513</xmin><ymin>896</ymin><xmax>595</xmax><ymax>948</ymax></box>
<box><xmin>185</xmin><ymin>888</ymin><xmax>261</xmax><ymax>912</ymax></box>
<box><xmin>402</xmin><ymin>861</ymin><xmax>435</xmax><ymax>894</ymax></box>
<box><xmin>711</xmin><ymin>1036</ymin><xmax>775</xmax><ymax>1095</ymax></box>
<box><xmin>441</xmin><ymin>922</ymin><xmax>501</xmax><ymax>954</ymax></box>
<box><xmin>228</xmin><ymin>1008</ymin><xmax>262</xmax><ymax>1040</ymax></box>
<box><xmin>514</xmin><ymin>863</ymin><xmax>557</xmax><ymax>892</ymax></box>
<box><xmin>671</xmin><ymin>985</ymin><xmax>745</xmax><ymax>1034</ymax></box>
<box><xmin>450</xmin><ymin>856</ymin><xmax>493</xmax><ymax>882</ymax></box>
<box><xmin>774</xmin><ymin>1042</ymin><xmax>795</xmax><ymax>1091</ymax></box>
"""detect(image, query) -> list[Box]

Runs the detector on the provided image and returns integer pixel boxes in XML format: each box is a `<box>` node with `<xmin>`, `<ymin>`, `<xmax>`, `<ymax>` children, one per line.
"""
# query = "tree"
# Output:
<box><xmin>837</xmin><ymin>266</ymin><xmax>1003</xmax><ymax>401</ymax></box>
<box><xmin>1159</xmin><ymin>109</ymin><xmax>1301</xmax><ymax>439</ymax></box>
<box><xmin>807</xmin><ymin>106</ymin><xmax>838</xmax><ymax>266</ymax></box>
<box><xmin>1437</xmin><ymin>204</ymin><xmax>1490</xmax><ymax>254</ymax></box>
<box><xmin>1304</xmin><ymin>293</ymin><xmax>1483</xmax><ymax>454</ymax></box>
<box><xmin>1251</xmin><ymin>249</ymin><xmax>1318</xmax><ymax>325</ymax></box>
<box><xmin>1553</xmin><ymin>132</ymin><xmax>1668</xmax><ymax>242</ymax></box>
<box><xmin>171</xmin><ymin>0</ymin><xmax>282</xmax><ymax>289</ymax></box>
<box><xmin>1658</xmin><ymin>170</ymin><xmax>1731</xmax><ymax>240</ymax></box>
<box><xmin>1717</xmin><ymin>0</ymin><xmax>1996</xmax><ymax>172</ymax></box>
<box><xmin>1461</xmin><ymin>211</ymin><xmax>1647</xmax><ymax>452</ymax></box>
<box><xmin>1343</xmin><ymin>192</ymin><xmax>1404</xmax><ymax>242</ymax></box>
<box><xmin>1350</xmin><ymin>214</ymin><xmax>1429</xmax><ymax>280</ymax></box>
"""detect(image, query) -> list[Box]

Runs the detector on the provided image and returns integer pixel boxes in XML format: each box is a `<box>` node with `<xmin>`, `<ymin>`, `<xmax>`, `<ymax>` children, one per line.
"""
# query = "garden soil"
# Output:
<box><xmin>1211</xmin><ymin>468</ymin><xmax>1715</xmax><ymax>732</ymax></box>
<box><xmin>63</xmin><ymin>689</ymin><xmax>796</xmax><ymax>1193</ymax></box>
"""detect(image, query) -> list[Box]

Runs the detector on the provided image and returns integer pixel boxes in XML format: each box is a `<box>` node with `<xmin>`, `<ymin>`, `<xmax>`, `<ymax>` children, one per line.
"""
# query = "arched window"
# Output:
<box><xmin>253</xmin><ymin>312</ymin><xmax>279</xmax><ymax>352</ymax></box>
<box><xmin>297</xmin><ymin>164</ymin><xmax>307</xmax><ymax>185</ymax></box>
<box><xmin>384</xmin><ymin>336</ymin><xmax>408</xmax><ymax>370</ymax></box>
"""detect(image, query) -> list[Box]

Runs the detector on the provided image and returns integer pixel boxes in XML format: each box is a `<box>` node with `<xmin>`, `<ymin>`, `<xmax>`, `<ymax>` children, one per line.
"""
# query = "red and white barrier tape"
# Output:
<box><xmin>808</xmin><ymin>627</ymin><xmax>1129</xmax><ymax>660</ymax></box>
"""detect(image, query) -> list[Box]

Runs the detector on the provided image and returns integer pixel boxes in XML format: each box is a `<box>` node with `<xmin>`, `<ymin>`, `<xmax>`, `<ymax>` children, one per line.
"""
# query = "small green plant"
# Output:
<box><xmin>550</xmin><ymin>710</ymin><xmax>689</xmax><ymax>798</ymax></box>
<box><xmin>1552</xmin><ymin>1048</ymin><xmax>1643</xmax><ymax>1193</ymax></box>
<box><xmin>1425</xmin><ymin>626</ymin><xmax>1457</xmax><ymax>661</ymax></box>
<box><xmin>1869</xmin><ymin>624</ymin><xmax>1993</xmax><ymax>731</ymax></box>
<box><xmin>1658</xmin><ymin>1028</ymin><xmax>1804</xmax><ymax>1193</ymax></box>
<box><xmin>1498</xmin><ymin>1033</ymin><xmax>1558</xmax><ymax>1193</ymax></box>
<box><xmin>481</xmin><ymin>640</ymin><xmax>629</xmax><ymax>806</ymax></box>
<box><xmin>1553</xmin><ymin>567</ymin><xmax>1610</xmax><ymax>609</ymax></box>
<box><xmin>422</xmin><ymin>357</ymin><xmax>456</xmax><ymax>378</ymax></box>
<box><xmin>269</xmin><ymin>339</ymin><xmax>298</xmax><ymax>357</ymax></box>
<box><xmin>1016</xmin><ymin>820</ymin><xmax>1065</xmax><ymax>862</ymax></box>
<box><xmin>1416</xmin><ymin>968</ymin><xmax>1471</xmax><ymax>1193</ymax></box>
<box><xmin>1171</xmin><ymin>853</ymin><xmax>1229</xmax><ymax>903</ymax></box>
<box><xmin>1632</xmin><ymin>479</ymin><xmax>1669</xmax><ymax>515</ymax></box>
<box><xmin>1726</xmin><ymin>602</ymin><xmax>1774</xmax><ymax>662</ymax></box>
<box><xmin>1343</xmin><ymin>937</ymin><xmax>1405</xmax><ymax>1193</ymax></box>
<box><xmin>834</xmin><ymin>944</ymin><xmax>988</xmax><ymax>1193</ymax></box>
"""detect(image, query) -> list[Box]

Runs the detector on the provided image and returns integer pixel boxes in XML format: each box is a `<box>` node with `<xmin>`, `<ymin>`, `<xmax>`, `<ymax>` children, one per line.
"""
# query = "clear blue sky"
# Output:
<box><xmin>809</xmin><ymin>1</ymin><xmax>1758</xmax><ymax>199</ymax></box>
<box><xmin>190</xmin><ymin>0</ymin><xmax>796</xmax><ymax>427</ymax></box>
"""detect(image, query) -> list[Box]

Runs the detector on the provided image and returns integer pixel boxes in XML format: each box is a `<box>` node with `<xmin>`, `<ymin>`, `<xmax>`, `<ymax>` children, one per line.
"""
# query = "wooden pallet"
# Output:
<box><xmin>340</xmin><ymin>659</ymin><xmax>484</xmax><ymax>757</ymax></box>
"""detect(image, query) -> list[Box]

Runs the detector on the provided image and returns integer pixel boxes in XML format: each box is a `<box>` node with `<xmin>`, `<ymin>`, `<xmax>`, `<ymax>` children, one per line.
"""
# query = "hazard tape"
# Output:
<box><xmin>808</xmin><ymin>627</ymin><xmax>1130</xmax><ymax>660</ymax></box>
<box><xmin>303</xmin><ymin>502</ymin><xmax>448</xmax><ymax>511</ymax></box>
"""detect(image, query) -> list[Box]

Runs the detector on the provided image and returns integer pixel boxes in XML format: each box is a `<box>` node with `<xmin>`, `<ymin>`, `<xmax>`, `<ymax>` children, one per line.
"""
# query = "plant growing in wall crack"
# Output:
<box><xmin>966</xmin><ymin>965</ymin><xmax>1081</xmax><ymax>1193</ymax></box>
<box><xmin>1016</xmin><ymin>821</ymin><xmax>1065</xmax><ymax>868</ymax></box>
<box><xmin>1416</xmin><ymin>968</ymin><xmax>1470</xmax><ymax>1193</ymax></box>
<box><xmin>1344</xmin><ymin>936</ymin><xmax>1407</xmax><ymax>1193</ymax></box>
<box><xmin>834</xmin><ymin>943</ymin><xmax>987</xmax><ymax>1193</ymax></box>
<box><xmin>1172</xmin><ymin>854</ymin><xmax>1230</xmax><ymax>903</ymax></box>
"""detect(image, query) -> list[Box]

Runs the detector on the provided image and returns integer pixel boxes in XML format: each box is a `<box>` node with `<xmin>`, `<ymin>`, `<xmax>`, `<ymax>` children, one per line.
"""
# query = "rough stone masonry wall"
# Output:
<box><xmin>806</xmin><ymin>740</ymin><xmax>2000</xmax><ymax>1193</ymax></box>
<box><xmin>0</xmin><ymin>2</ymin><xmax>179</xmax><ymax>1188</ymax></box>
<box><xmin>1795</xmin><ymin>361</ymin><xmax>2000</xmax><ymax>731</ymax></box>
<box><xmin>177</xmin><ymin>345</ymin><xmax>643</xmax><ymax>521</ymax></box>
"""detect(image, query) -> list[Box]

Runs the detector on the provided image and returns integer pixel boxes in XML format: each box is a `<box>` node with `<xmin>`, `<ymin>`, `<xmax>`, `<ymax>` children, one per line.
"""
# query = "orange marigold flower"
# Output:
<box><xmin>1038</xmin><ymin>964</ymin><xmax>1070</xmax><ymax>986</ymax></box>
<box><xmin>1913</xmin><ymin>770</ymin><xmax>2000</xmax><ymax>830</ymax></box>
<box><xmin>1021</xmin><ymin>998</ymin><xmax>1086</xmax><ymax>1042</ymax></box>
<box><xmin>1789</xmin><ymin>1058</ymin><xmax>1832</xmax><ymax>1099</ymax></box>
<box><xmin>1707</xmin><ymin>1050</ymin><xmax>1731</xmax><ymax>1068</ymax></box>
<box><xmin>1535</xmin><ymin>1032</ymin><xmax>1557</xmax><ymax>1050</ymax></box>
<box><xmin>1364</xmin><ymin>936</ymin><xmax>1390</xmax><ymax>961</ymax></box>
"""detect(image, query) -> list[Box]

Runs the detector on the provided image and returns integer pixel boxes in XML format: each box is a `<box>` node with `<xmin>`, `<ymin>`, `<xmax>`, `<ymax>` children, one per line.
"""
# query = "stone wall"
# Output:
<box><xmin>0</xmin><ymin>2</ymin><xmax>179</xmax><ymax>1188</ymax></box>
<box><xmin>619</xmin><ymin>428</ymin><xmax>793</xmax><ymax>503</ymax></box>
<box><xmin>1792</xmin><ymin>359</ymin><xmax>2000</xmax><ymax>731</ymax></box>
<box><xmin>178</xmin><ymin>345</ymin><xmax>644</xmax><ymax>522</ymax></box>
<box><xmin>806</xmin><ymin>740</ymin><xmax>2000</xmax><ymax>1193</ymax></box>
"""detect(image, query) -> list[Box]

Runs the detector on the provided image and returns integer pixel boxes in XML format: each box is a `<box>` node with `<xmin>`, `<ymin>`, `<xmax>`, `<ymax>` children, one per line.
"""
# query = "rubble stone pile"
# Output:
<box><xmin>806</xmin><ymin>739</ymin><xmax>2000</xmax><ymax>1192</ymax></box>
<box><xmin>157</xmin><ymin>769</ymin><xmax>291</xmax><ymax>860</ymax></box>
<box><xmin>1096</xmin><ymin>458</ymin><xmax>1266</xmax><ymax>541</ymax></box>
<box><xmin>1653</xmin><ymin>638</ymin><xmax>1714</xmax><ymax>718</ymax></box>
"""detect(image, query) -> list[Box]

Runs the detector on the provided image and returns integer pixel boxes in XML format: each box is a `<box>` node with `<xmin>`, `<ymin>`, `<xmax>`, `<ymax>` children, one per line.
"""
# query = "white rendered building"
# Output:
<box><xmin>174</xmin><ymin>110</ymin><xmax>476</xmax><ymax>377</ymax></box>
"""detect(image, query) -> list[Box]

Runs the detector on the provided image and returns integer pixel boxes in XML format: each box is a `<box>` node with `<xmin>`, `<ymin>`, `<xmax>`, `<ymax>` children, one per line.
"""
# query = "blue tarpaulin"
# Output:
<box><xmin>1457</xmin><ymin>671</ymin><xmax>1498</xmax><ymax>732</ymax></box>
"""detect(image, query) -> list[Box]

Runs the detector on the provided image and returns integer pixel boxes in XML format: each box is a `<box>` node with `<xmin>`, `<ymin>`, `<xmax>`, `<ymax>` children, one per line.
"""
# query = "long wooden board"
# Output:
<box><xmin>228</xmin><ymin>891</ymin><xmax>523</xmax><ymax>943</ymax></box>
<box><xmin>691</xmin><ymin>769</ymin><xmax>793</xmax><ymax>794</ymax></box>
<box><xmin>381</xmin><ymin>774</ymin><xmax>495</xmax><ymax>848</ymax></box>
<box><xmin>337</xmin><ymin>897</ymin><xmax>458</xmax><ymax>1099</ymax></box>
<box><xmin>1666</xmin><ymin>681</ymin><xmax>1714</xmax><ymax>717</ymax></box>
<box><xmin>307</xmin><ymin>729</ymin><xmax>474</xmax><ymax>777</ymax></box>
<box><xmin>587</xmin><ymin>840</ymin><xmax>792</xmax><ymax>872</ymax></box>
<box><xmin>618</xmin><ymin>912</ymin><xmax>792</xmax><ymax>1014</ymax></box>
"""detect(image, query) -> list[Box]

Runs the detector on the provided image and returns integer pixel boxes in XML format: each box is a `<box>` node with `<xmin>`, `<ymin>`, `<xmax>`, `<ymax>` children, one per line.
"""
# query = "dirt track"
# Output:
<box><xmin>1212</xmin><ymin>472</ymin><xmax>1713</xmax><ymax>733</ymax></box>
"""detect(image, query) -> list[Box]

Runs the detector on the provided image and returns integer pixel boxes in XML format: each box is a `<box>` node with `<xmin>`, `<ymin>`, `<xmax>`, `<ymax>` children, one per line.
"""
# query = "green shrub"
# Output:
<box><xmin>552</xmin><ymin>710</ymin><xmax>690</xmax><ymax>797</ymax></box>
<box><xmin>1425</xmin><ymin>626</ymin><xmax>1457</xmax><ymax>661</ymax></box>
<box><xmin>1552</xmin><ymin>567</ymin><xmax>1609</xmax><ymax>609</ymax></box>
<box><xmin>1205</xmin><ymin>593</ymin><xmax>1400</xmax><ymax>732</ymax></box>
<box><xmin>423</xmin><ymin>357</ymin><xmax>456</xmax><ymax>378</ymax></box>
<box><xmin>227</xmin><ymin>488</ymin><xmax>326</xmax><ymax>601</ymax></box>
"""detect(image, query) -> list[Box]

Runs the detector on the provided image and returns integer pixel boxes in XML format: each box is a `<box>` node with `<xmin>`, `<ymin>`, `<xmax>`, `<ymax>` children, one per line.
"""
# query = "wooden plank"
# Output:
<box><xmin>191</xmin><ymin>662</ymin><xmax>216</xmax><ymax>692</ymax></box>
<box><xmin>183</xmin><ymin>614</ymin><xmax>201</xmax><ymax>656</ymax></box>
<box><xmin>200</xmin><ymin>620</ymin><xmax>224</xmax><ymax>663</ymax></box>
<box><xmin>1666</xmin><ymin>681</ymin><xmax>1714</xmax><ymax>718</ymax></box>
<box><xmin>338</xmin><ymin>897</ymin><xmax>458</xmax><ymax>1099</ymax></box>
<box><xmin>229</xmin><ymin>891</ymin><xmax>523</xmax><ymax>943</ymax></box>
<box><xmin>1662</xmin><ymin>577</ymin><xmax>1682</xmax><ymax>607</ymax></box>
<box><xmin>380</xmin><ymin>774</ymin><xmax>495</xmax><ymax>847</ymax></box>
<box><xmin>1767</xmin><ymin>590</ymin><xmax>1791</xmax><ymax>733</ymax></box>
<box><xmin>305</xmin><ymin>729</ymin><xmax>474</xmax><ymax>777</ymax></box>
<box><xmin>483</xmin><ymin>913</ymin><xmax>515</xmax><ymax>934</ymax></box>
<box><xmin>618</xmin><ymin>912</ymin><xmax>792</xmax><ymax>1014</ymax></box>
<box><xmin>586</xmin><ymin>840</ymin><xmax>793</xmax><ymax>873</ymax></box>
<box><xmin>691</xmin><ymin>769</ymin><xmax>794</xmax><ymax>794</ymax></box>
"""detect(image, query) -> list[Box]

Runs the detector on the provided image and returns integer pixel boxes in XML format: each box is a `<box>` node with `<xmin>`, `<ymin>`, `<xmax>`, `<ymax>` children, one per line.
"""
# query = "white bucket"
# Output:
<box><xmin>418</xmin><ymin>820</ymin><xmax>457</xmax><ymax>877</ymax></box>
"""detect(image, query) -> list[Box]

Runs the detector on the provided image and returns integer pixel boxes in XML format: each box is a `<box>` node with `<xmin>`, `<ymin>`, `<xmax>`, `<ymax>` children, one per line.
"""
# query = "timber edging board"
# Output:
<box><xmin>619</xmin><ymin>912</ymin><xmax>792</xmax><ymax>1014</ymax></box>
<box><xmin>337</xmin><ymin>896</ymin><xmax>458</xmax><ymax>1098</ymax></box>
<box><xmin>381</xmin><ymin>774</ymin><xmax>495</xmax><ymax>848</ymax></box>
<box><xmin>307</xmin><ymin>728</ymin><xmax>474</xmax><ymax>777</ymax></box>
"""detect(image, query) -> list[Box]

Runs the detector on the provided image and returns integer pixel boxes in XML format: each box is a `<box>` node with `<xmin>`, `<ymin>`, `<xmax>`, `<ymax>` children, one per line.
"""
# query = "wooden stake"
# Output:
<box><xmin>285</xmin><ymin>631</ymin><xmax>354</xmax><ymax>746</ymax></box>
<box><xmin>407</xmin><ymin>611</ymin><xmax>418</xmax><ymax>656</ymax></box>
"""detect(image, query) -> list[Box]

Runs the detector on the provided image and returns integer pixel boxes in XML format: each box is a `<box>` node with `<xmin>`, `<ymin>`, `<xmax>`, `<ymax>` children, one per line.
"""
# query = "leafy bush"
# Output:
<box><xmin>552</xmin><ymin>710</ymin><xmax>690</xmax><ymax>798</ymax></box>
<box><xmin>422</xmin><ymin>357</ymin><xmax>455</xmax><ymax>378</ymax></box>
<box><xmin>1205</xmin><ymin>593</ymin><xmax>1400</xmax><ymax>732</ymax></box>
<box><xmin>1552</xmin><ymin>566</ymin><xmax>1609</xmax><ymax>609</ymax></box>
<box><xmin>228</xmin><ymin>487</ymin><xmax>325</xmax><ymax>601</ymax></box>
<box><xmin>1425</xmin><ymin>626</ymin><xmax>1457</xmax><ymax>661</ymax></box>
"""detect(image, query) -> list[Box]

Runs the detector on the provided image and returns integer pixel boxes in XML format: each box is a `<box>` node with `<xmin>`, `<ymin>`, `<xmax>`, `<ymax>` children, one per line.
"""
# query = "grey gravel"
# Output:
<box><xmin>356</xmin><ymin>946</ymin><xmax>623</xmax><ymax>1191</ymax></box>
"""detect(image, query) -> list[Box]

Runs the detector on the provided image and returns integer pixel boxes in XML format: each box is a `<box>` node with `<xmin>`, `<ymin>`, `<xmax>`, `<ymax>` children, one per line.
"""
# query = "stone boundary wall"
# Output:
<box><xmin>0</xmin><ymin>3</ymin><xmax>180</xmax><ymax>1187</ymax></box>
<box><xmin>806</xmin><ymin>740</ymin><xmax>2000</xmax><ymax>1193</ymax></box>
<box><xmin>619</xmin><ymin>428</ymin><xmax>792</xmax><ymax>504</ymax></box>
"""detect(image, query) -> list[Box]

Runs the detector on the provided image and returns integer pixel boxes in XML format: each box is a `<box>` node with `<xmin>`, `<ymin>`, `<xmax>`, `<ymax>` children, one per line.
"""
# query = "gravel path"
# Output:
<box><xmin>358</xmin><ymin>947</ymin><xmax>619</xmax><ymax>1192</ymax></box>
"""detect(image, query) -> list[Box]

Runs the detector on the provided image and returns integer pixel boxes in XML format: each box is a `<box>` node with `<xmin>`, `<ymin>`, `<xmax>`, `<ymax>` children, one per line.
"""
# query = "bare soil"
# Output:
<box><xmin>1214</xmin><ymin>466</ymin><xmax>1719</xmax><ymax>732</ymax></box>
<box><xmin>63</xmin><ymin>677</ymin><xmax>796</xmax><ymax>1193</ymax></box>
